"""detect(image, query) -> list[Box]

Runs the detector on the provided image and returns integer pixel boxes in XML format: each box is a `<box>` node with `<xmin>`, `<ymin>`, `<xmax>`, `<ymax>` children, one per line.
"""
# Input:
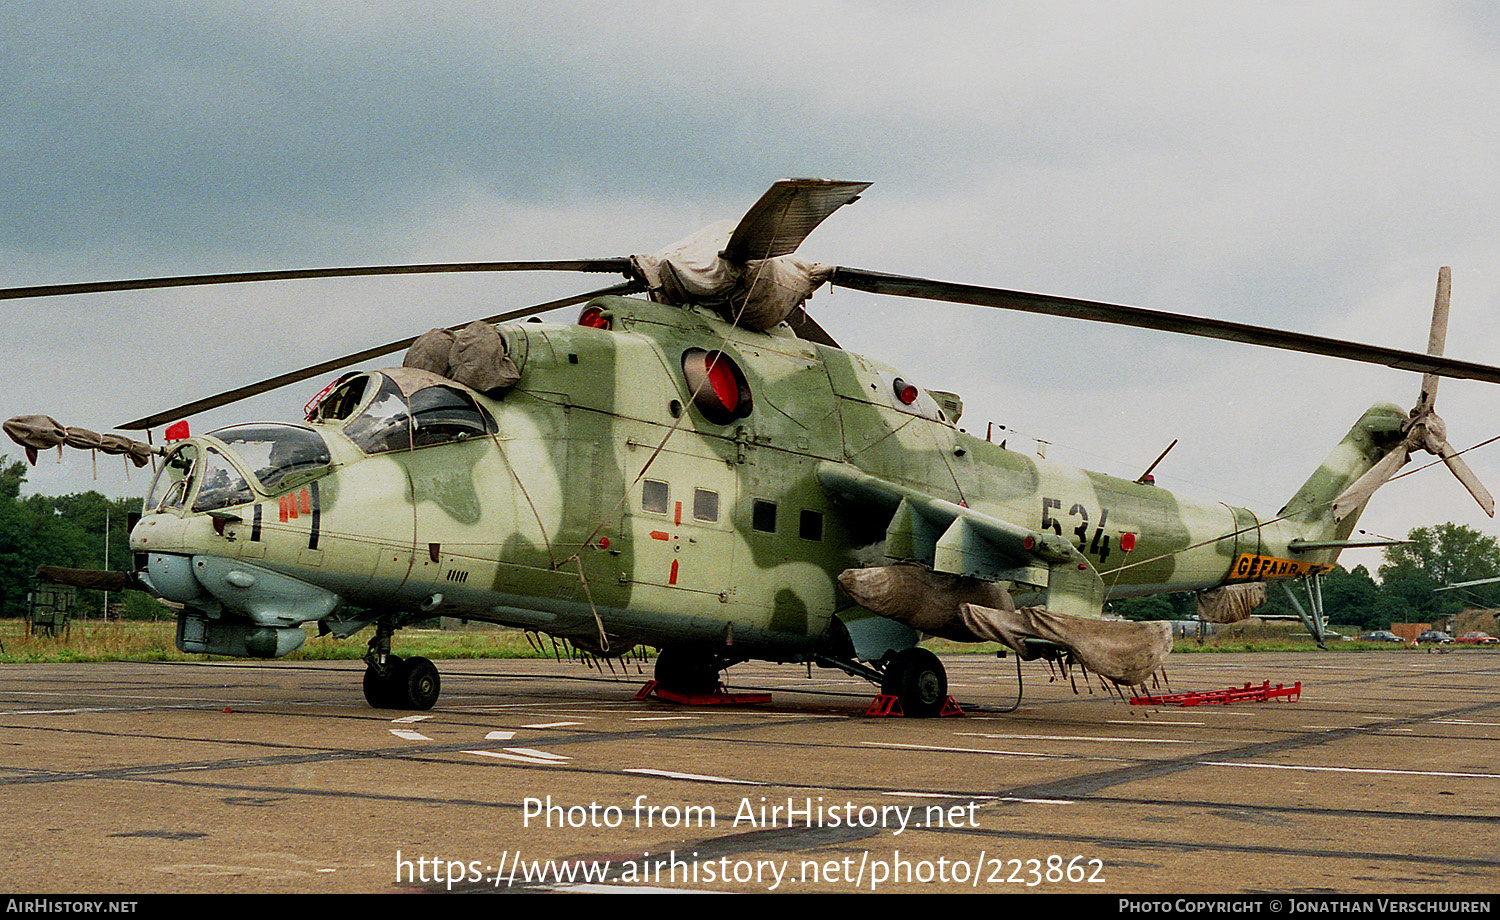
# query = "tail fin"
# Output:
<box><xmin>1276</xmin><ymin>402</ymin><xmax>1407</xmax><ymax>544</ymax></box>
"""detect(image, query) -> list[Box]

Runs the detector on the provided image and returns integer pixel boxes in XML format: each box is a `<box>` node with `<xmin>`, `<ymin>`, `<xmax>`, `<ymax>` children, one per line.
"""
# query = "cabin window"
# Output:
<box><xmin>642</xmin><ymin>479</ymin><xmax>669</xmax><ymax>514</ymax></box>
<box><xmin>752</xmin><ymin>499</ymin><xmax>777</xmax><ymax>533</ymax></box>
<box><xmin>799</xmin><ymin>509</ymin><xmax>824</xmax><ymax>542</ymax></box>
<box><xmin>693</xmin><ymin>488</ymin><xmax>719</xmax><ymax>523</ymax></box>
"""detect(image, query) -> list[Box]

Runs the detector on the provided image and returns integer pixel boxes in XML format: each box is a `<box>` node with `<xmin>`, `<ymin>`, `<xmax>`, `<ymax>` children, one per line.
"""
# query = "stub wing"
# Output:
<box><xmin>818</xmin><ymin>463</ymin><xmax>1105</xmax><ymax>620</ymax></box>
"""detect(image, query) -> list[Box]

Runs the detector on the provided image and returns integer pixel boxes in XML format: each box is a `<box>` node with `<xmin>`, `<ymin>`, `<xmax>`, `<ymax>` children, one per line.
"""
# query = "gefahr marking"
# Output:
<box><xmin>1229</xmin><ymin>554</ymin><xmax>1333</xmax><ymax>581</ymax></box>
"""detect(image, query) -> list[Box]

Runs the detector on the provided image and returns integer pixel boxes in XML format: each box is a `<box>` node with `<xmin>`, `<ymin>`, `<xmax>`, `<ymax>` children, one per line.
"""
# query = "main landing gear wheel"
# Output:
<box><xmin>363</xmin><ymin>654</ymin><xmax>404</xmax><ymax>708</ymax></box>
<box><xmin>654</xmin><ymin>647</ymin><xmax>722</xmax><ymax>695</ymax></box>
<box><xmin>881</xmin><ymin>647</ymin><xmax>947</xmax><ymax>717</ymax></box>
<box><xmin>400</xmin><ymin>656</ymin><xmax>441</xmax><ymax>711</ymax></box>
<box><xmin>362</xmin><ymin>655</ymin><xmax>442</xmax><ymax>710</ymax></box>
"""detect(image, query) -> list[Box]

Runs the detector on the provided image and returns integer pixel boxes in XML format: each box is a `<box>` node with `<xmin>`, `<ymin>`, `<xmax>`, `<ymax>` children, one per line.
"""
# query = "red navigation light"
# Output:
<box><xmin>893</xmin><ymin>378</ymin><xmax>919</xmax><ymax>405</ymax></box>
<box><xmin>164</xmin><ymin>421</ymin><xmax>191</xmax><ymax>441</ymax></box>
<box><xmin>1121</xmin><ymin>532</ymin><xmax>1137</xmax><ymax>552</ymax></box>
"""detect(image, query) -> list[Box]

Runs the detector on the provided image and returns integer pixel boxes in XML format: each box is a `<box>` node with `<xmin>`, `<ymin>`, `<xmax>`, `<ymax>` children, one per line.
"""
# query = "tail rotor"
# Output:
<box><xmin>1333</xmin><ymin>267</ymin><xmax>1495</xmax><ymax>521</ymax></box>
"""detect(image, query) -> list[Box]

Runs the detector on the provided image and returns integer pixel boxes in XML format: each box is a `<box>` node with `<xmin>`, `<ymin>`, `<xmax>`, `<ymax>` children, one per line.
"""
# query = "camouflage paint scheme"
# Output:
<box><xmin>129</xmin><ymin>294</ymin><xmax>1404</xmax><ymax>667</ymax></box>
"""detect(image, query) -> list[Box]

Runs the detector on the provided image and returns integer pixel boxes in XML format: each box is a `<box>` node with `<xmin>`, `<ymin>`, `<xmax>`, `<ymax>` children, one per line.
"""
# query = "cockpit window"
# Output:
<box><xmin>309</xmin><ymin>373</ymin><xmax>368</xmax><ymax>423</ymax></box>
<box><xmin>145</xmin><ymin>444</ymin><xmax>197</xmax><ymax>512</ymax></box>
<box><xmin>192</xmin><ymin>448</ymin><xmax>254</xmax><ymax>512</ymax></box>
<box><xmin>344</xmin><ymin>378</ymin><xmax>496</xmax><ymax>455</ymax></box>
<box><xmin>209</xmin><ymin>424</ymin><xmax>333</xmax><ymax>494</ymax></box>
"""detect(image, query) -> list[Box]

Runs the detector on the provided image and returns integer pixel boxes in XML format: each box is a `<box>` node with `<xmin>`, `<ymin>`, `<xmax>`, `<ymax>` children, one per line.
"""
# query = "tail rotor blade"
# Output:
<box><xmin>1432</xmin><ymin>437</ymin><xmax>1496</xmax><ymax>517</ymax></box>
<box><xmin>1418</xmin><ymin>266</ymin><xmax>1451</xmax><ymax>412</ymax></box>
<box><xmin>1333</xmin><ymin>446</ymin><xmax>1411</xmax><ymax>521</ymax></box>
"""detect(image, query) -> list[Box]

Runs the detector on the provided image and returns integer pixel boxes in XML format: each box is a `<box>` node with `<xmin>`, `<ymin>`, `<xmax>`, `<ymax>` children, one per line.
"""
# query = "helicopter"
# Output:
<box><xmin>6</xmin><ymin>178</ymin><xmax>1500</xmax><ymax>716</ymax></box>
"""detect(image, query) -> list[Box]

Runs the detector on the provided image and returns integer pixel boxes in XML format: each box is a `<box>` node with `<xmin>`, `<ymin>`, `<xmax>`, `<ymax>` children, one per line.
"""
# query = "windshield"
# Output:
<box><xmin>208</xmin><ymin>424</ymin><xmax>333</xmax><ymax>494</ymax></box>
<box><xmin>144</xmin><ymin>444</ymin><xmax>197</xmax><ymax>512</ymax></box>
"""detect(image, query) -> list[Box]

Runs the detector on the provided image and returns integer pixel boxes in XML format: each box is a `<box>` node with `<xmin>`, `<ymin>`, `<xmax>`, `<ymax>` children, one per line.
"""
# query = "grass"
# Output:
<box><xmin>0</xmin><ymin>618</ymin><xmax>565</xmax><ymax>665</ymax></box>
<box><xmin>2</xmin><ymin>618</ymin><xmax>1483</xmax><ymax>665</ymax></box>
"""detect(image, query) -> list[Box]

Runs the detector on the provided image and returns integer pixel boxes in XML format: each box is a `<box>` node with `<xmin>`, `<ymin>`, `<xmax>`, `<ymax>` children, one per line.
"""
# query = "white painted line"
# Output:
<box><xmin>956</xmin><ymin>732</ymin><xmax>1198</xmax><ymax>745</ymax></box>
<box><xmin>523</xmin><ymin>721</ymin><xmax>584</xmax><ymax>728</ymax></box>
<box><xmin>505</xmin><ymin>747</ymin><xmax>568</xmax><ymax>761</ymax></box>
<box><xmin>629</xmin><ymin>716</ymin><xmax>698</xmax><ymax>722</ymax></box>
<box><xmin>389</xmin><ymin>729</ymin><xmax>430</xmax><ymax>741</ymax></box>
<box><xmin>392</xmin><ymin>715</ymin><xmax>431</xmax><ymax>723</ymax></box>
<box><xmin>625</xmin><ymin>768</ymin><xmax>766</xmax><ymax>785</ymax></box>
<box><xmin>881</xmin><ymin>791</ymin><xmax>1000</xmax><ymax>800</ymax></box>
<box><xmin>1201</xmin><ymin>761</ymin><xmax>1500</xmax><ymax>780</ymax></box>
<box><xmin>1107</xmin><ymin>720</ymin><xmax>1206</xmax><ymax>726</ymax></box>
<box><xmin>861</xmin><ymin>741</ymin><xmax>1084</xmax><ymax>759</ymax></box>
<box><xmin>485</xmin><ymin>730</ymin><xmax>516</xmax><ymax>741</ymax></box>
<box><xmin>464</xmin><ymin>750</ymin><xmax>568</xmax><ymax>766</ymax></box>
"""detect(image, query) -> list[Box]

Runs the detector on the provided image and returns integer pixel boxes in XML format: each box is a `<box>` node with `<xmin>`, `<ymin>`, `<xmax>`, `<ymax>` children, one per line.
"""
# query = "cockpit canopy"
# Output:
<box><xmin>144</xmin><ymin>423</ymin><xmax>333</xmax><ymax>514</ymax></box>
<box><xmin>311</xmin><ymin>370</ymin><xmax>497</xmax><ymax>454</ymax></box>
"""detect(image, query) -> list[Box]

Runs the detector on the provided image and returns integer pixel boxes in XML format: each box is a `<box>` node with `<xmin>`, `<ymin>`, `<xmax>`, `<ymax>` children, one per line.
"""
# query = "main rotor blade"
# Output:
<box><xmin>783</xmin><ymin>305</ymin><xmax>841</xmax><ymax>349</ymax></box>
<box><xmin>2</xmin><ymin>259</ymin><xmax>632</xmax><ymax>301</ymax></box>
<box><xmin>830</xmin><ymin>267</ymin><xmax>1500</xmax><ymax>385</ymax></box>
<box><xmin>116</xmin><ymin>280</ymin><xmax>644</xmax><ymax>431</ymax></box>
<box><xmin>722</xmin><ymin>179</ymin><xmax>870</xmax><ymax>263</ymax></box>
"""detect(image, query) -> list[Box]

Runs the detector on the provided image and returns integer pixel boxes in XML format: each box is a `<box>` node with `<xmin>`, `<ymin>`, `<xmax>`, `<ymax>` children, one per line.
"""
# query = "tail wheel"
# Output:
<box><xmin>881</xmin><ymin>647</ymin><xmax>947</xmax><ymax>717</ymax></box>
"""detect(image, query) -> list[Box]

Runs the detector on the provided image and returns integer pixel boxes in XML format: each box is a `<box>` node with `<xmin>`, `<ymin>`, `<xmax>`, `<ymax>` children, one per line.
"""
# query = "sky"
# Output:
<box><xmin>6</xmin><ymin>0</ymin><xmax>1500</xmax><ymax>575</ymax></box>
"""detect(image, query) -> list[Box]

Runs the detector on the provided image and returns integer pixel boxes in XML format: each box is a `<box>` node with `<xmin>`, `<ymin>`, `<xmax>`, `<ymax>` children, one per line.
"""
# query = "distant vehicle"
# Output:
<box><xmin>1417</xmin><ymin>630</ymin><xmax>1454</xmax><ymax>644</ymax></box>
<box><xmin>1360</xmin><ymin>630</ymin><xmax>1405</xmax><ymax>643</ymax></box>
<box><xmin>1456</xmin><ymin>631</ymin><xmax>1499</xmax><ymax>645</ymax></box>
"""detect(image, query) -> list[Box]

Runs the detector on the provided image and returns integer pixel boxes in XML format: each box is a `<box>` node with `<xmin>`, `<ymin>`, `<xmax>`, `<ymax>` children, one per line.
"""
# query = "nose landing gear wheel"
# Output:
<box><xmin>881</xmin><ymin>647</ymin><xmax>947</xmax><ymax>717</ymax></box>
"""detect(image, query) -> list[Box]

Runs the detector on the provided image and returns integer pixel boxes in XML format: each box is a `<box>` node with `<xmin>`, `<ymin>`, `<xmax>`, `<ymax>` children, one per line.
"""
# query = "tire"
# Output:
<box><xmin>362</xmin><ymin>655</ymin><xmax>405</xmax><ymax>709</ymax></box>
<box><xmin>400</xmin><ymin>657</ymin><xmax>441</xmax><ymax>711</ymax></box>
<box><xmin>881</xmin><ymin>647</ymin><xmax>947</xmax><ymax>717</ymax></box>
<box><xmin>654</xmin><ymin>647</ymin><xmax>721</xmax><ymax>694</ymax></box>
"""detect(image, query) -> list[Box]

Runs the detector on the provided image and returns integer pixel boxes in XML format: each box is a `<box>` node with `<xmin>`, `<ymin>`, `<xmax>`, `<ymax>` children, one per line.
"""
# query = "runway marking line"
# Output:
<box><xmin>861</xmin><ymin>741</ymin><xmax>1095</xmax><ymax>760</ymax></box>
<box><xmin>625</xmin><ymin>768</ymin><xmax>766</xmax><ymax>785</ymax></box>
<box><xmin>1202</xmin><ymin>761</ymin><xmax>1500</xmax><ymax>780</ymax></box>
<box><xmin>464</xmin><ymin>749</ymin><xmax>570</xmax><ymax>766</ymax></box>
<box><xmin>389</xmin><ymin>729</ymin><xmax>431</xmax><ymax>741</ymax></box>
<box><xmin>956</xmin><ymin>732</ymin><xmax>1199</xmax><ymax>745</ymax></box>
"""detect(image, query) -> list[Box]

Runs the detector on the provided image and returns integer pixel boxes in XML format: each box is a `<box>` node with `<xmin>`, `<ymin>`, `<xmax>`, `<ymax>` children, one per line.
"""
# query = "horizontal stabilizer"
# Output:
<box><xmin>1287</xmin><ymin>538</ymin><xmax>1410</xmax><ymax>552</ymax></box>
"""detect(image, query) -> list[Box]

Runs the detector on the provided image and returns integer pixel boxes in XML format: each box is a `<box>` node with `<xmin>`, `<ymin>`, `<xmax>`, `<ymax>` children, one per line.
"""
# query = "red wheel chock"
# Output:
<box><xmin>866</xmin><ymin>694</ymin><xmax>965</xmax><ymax>717</ymax></box>
<box><xmin>635</xmin><ymin>679</ymin><xmax>771</xmax><ymax>706</ymax></box>
<box><xmin>1130</xmin><ymin>680</ymin><xmax>1301</xmax><ymax>707</ymax></box>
